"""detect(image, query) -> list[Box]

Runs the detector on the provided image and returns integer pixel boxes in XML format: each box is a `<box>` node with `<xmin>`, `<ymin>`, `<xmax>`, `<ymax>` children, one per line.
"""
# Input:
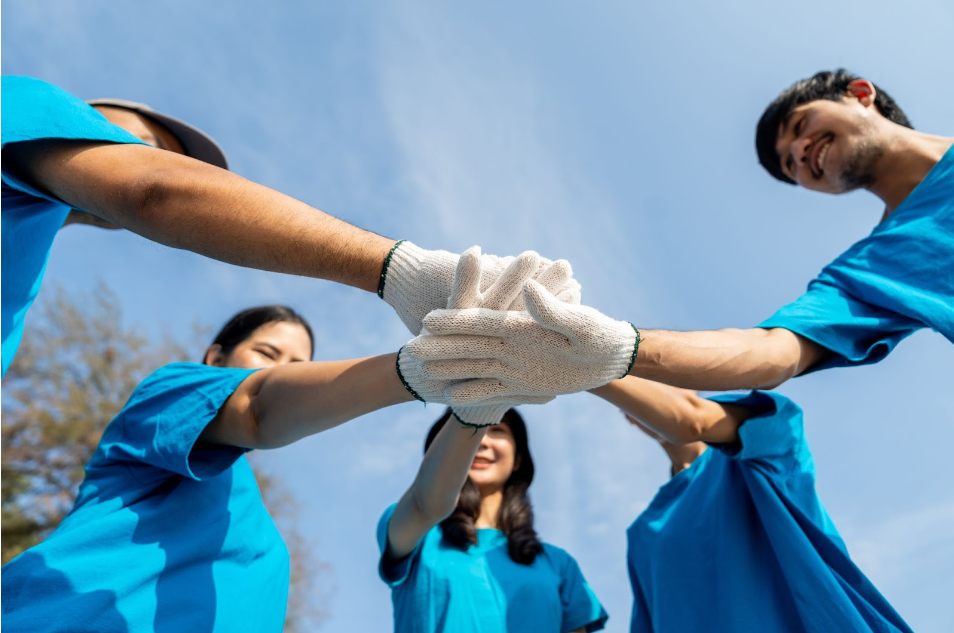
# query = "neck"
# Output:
<box><xmin>475</xmin><ymin>486</ymin><xmax>504</xmax><ymax>529</ymax></box>
<box><xmin>868</xmin><ymin>129</ymin><xmax>953</xmax><ymax>213</ymax></box>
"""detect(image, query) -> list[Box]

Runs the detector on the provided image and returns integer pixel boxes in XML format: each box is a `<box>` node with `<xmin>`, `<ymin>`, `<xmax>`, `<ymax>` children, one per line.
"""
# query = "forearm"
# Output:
<box><xmin>628</xmin><ymin>327</ymin><xmax>815</xmax><ymax>390</ymax></box>
<box><xmin>388</xmin><ymin>420</ymin><xmax>486</xmax><ymax>559</ymax></box>
<box><xmin>22</xmin><ymin>142</ymin><xmax>395</xmax><ymax>292</ymax></box>
<box><xmin>592</xmin><ymin>377</ymin><xmax>744</xmax><ymax>444</ymax></box>
<box><xmin>206</xmin><ymin>353</ymin><xmax>413</xmax><ymax>449</ymax></box>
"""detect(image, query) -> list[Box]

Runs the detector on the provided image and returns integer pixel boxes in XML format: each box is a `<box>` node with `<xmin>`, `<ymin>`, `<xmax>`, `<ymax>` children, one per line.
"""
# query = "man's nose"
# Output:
<box><xmin>792</xmin><ymin>136</ymin><xmax>811</xmax><ymax>170</ymax></box>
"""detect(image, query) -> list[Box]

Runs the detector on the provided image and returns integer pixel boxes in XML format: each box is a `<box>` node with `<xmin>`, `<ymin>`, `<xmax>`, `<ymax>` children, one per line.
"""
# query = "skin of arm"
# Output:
<box><xmin>386</xmin><ymin>421</ymin><xmax>488</xmax><ymax>561</ymax></box>
<box><xmin>628</xmin><ymin>327</ymin><xmax>832</xmax><ymax>391</ymax></box>
<box><xmin>199</xmin><ymin>353</ymin><xmax>413</xmax><ymax>449</ymax></box>
<box><xmin>2</xmin><ymin>140</ymin><xmax>395</xmax><ymax>293</ymax></box>
<box><xmin>592</xmin><ymin>375</ymin><xmax>751</xmax><ymax>445</ymax></box>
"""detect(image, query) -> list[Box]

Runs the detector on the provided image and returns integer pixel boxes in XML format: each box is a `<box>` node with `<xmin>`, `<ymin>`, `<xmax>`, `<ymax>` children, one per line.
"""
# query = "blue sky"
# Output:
<box><xmin>4</xmin><ymin>1</ymin><xmax>953</xmax><ymax>630</ymax></box>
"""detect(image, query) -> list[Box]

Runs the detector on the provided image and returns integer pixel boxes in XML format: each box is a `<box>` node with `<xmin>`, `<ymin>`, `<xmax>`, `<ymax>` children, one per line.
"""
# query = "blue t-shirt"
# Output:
<box><xmin>1</xmin><ymin>75</ymin><xmax>145</xmax><ymax>377</ymax></box>
<box><xmin>626</xmin><ymin>391</ymin><xmax>912</xmax><ymax>633</ymax></box>
<box><xmin>1</xmin><ymin>363</ymin><xmax>290</xmax><ymax>633</ymax></box>
<box><xmin>377</xmin><ymin>504</ymin><xmax>608</xmax><ymax>633</ymax></box>
<box><xmin>759</xmin><ymin>144</ymin><xmax>954</xmax><ymax>371</ymax></box>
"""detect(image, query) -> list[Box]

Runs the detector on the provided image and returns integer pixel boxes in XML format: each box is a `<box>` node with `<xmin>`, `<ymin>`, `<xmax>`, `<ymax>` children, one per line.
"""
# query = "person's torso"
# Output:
<box><xmin>392</xmin><ymin>528</ymin><xmax>566</xmax><ymax>633</ymax></box>
<box><xmin>1</xmin><ymin>452</ymin><xmax>289</xmax><ymax>633</ymax></box>
<box><xmin>817</xmin><ymin>147</ymin><xmax>954</xmax><ymax>340</ymax></box>
<box><xmin>1</xmin><ymin>188</ymin><xmax>70</xmax><ymax>375</ymax></box>
<box><xmin>626</xmin><ymin>448</ymin><xmax>911</xmax><ymax>633</ymax></box>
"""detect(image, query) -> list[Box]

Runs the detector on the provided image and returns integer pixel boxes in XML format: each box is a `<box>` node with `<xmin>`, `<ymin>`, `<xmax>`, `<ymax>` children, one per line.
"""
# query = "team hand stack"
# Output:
<box><xmin>389</xmin><ymin>244</ymin><xmax>641</xmax><ymax>421</ymax></box>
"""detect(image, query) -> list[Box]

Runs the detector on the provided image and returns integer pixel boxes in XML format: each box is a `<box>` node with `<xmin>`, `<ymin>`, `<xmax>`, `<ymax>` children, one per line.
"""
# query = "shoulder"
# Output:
<box><xmin>120</xmin><ymin>362</ymin><xmax>257</xmax><ymax>417</ymax></box>
<box><xmin>539</xmin><ymin>541</ymin><xmax>581</xmax><ymax>573</ymax></box>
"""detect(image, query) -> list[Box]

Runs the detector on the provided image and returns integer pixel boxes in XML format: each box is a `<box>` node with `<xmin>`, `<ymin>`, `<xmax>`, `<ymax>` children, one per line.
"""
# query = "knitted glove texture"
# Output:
<box><xmin>382</xmin><ymin>241</ymin><xmax>581</xmax><ymax>335</ymax></box>
<box><xmin>398</xmin><ymin>247</ymin><xmax>556</xmax><ymax>416</ymax></box>
<box><xmin>405</xmin><ymin>280</ymin><xmax>638</xmax><ymax>404</ymax></box>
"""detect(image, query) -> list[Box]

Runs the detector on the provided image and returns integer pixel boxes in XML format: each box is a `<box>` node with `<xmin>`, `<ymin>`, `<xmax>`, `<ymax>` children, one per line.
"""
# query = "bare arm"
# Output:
<box><xmin>3</xmin><ymin>140</ymin><xmax>394</xmax><ymax>292</ymax></box>
<box><xmin>592</xmin><ymin>376</ymin><xmax>750</xmax><ymax>444</ymax></box>
<box><xmin>386</xmin><ymin>420</ymin><xmax>486</xmax><ymax>561</ymax></box>
<box><xmin>200</xmin><ymin>353</ymin><xmax>413</xmax><ymax>449</ymax></box>
<box><xmin>628</xmin><ymin>327</ymin><xmax>832</xmax><ymax>391</ymax></box>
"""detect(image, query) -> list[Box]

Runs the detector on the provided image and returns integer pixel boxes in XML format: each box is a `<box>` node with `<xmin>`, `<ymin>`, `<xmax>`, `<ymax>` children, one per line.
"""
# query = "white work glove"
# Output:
<box><xmin>396</xmin><ymin>248</ymin><xmax>556</xmax><ymax>414</ymax></box>
<box><xmin>404</xmin><ymin>280</ymin><xmax>640</xmax><ymax>403</ymax></box>
<box><xmin>380</xmin><ymin>240</ymin><xmax>581</xmax><ymax>335</ymax></box>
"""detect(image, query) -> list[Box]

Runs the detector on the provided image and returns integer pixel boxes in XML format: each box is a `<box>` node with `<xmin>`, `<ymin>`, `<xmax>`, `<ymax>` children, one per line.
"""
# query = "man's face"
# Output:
<box><xmin>92</xmin><ymin>106</ymin><xmax>185</xmax><ymax>154</ymax></box>
<box><xmin>774</xmin><ymin>95</ymin><xmax>883</xmax><ymax>194</ymax></box>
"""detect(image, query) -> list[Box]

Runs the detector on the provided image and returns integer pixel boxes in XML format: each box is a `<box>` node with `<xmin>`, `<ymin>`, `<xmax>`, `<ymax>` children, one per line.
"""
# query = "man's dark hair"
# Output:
<box><xmin>424</xmin><ymin>408</ymin><xmax>544</xmax><ymax>565</ymax></box>
<box><xmin>756</xmin><ymin>69</ymin><xmax>912</xmax><ymax>184</ymax></box>
<box><xmin>203</xmin><ymin>305</ymin><xmax>314</xmax><ymax>362</ymax></box>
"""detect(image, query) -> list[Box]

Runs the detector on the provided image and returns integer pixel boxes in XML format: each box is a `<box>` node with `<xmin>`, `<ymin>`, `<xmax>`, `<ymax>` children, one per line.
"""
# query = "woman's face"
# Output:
<box><xmin>205</xmin><ymin>321</ymin><xmax>312</xmax><ymax>370</ymax></box>
<box><xmin>469</xmin><ymin>423</ymin><xmax>519</xmax><ymax>491</ymax></box>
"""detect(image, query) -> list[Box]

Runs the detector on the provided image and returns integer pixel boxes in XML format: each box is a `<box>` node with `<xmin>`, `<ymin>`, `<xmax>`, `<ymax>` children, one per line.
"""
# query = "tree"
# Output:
<box><xmin>1</xmin><ymin>283</ymin><xmax>328</xmax><ymax>630</ymax></box>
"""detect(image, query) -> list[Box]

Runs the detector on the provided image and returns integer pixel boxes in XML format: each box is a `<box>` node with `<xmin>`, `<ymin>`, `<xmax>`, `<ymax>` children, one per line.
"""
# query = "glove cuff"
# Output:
<box><xmin>381</xmin><ymin>241</ymin><xmax>459</xmax><ymax>335</ymax></box>
<box><xmin>597</xmin><ymin>321</ymin><xmax>642</xmax><ymax>386</ymax></box>
<box><xmin>452</xmin><ymin>404</ymin><xmax>511</xmax><ymax>430</ymax></box>
<box><xmin>396</xmin><ymin>346</ymin><xmax>427</xmax><ymax>402</ymax></box>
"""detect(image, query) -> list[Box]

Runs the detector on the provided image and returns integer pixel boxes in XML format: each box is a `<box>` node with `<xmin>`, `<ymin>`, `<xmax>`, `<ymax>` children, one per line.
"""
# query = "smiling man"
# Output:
<box><xmin>401</xmin><ymin>69</ymin><xmax>953</xmax><ymax>403</ymax></box>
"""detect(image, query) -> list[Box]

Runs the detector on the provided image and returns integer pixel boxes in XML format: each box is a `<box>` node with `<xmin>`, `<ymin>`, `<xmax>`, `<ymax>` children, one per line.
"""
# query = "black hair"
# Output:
<box><xmin>756</xmin><ymin>69</ymin><xmax>912</xmax><ymax>184</ymax></box>
<box><xmin>203</xmin><ymin>305</ymin><xmax>314</xmax><ymax>363</ymax></box>
<box><xmin>424</xmin><ymin>408</ymin><xmax>543</xmax><ymax>565</ymax></box>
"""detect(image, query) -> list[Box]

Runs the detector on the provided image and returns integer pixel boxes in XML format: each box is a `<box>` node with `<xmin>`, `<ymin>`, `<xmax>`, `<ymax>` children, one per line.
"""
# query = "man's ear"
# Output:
<box><xmin>846</xmin><ymin>79</ymin><xmax>876</xmax><ymax>107</ymax></box>
<box><xmin>204</xmin><ymin>344</ymin><xmax>226</xmax><ymax>366</ymax></box>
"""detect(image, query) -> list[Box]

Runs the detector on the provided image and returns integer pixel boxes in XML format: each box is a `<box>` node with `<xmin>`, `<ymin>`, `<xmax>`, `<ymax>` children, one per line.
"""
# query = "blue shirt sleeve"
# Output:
<box><xmin>707</xmin><ymin>391</ymin><xmax>812</xmax><ymax>475</ymax></box>
<box><xmin>376</xmin><ymin>503</ymin><xmax>425</xmax><ymax>588</ymax></box>
<box><xmin>547</xmin><ymin>546</ymin><xmax>609</xmax><ymax>632</ymax></box>
<box><xmin>758</xmin><ymin>279</ymin><xmax>920</xmax><ymax>372</ymax></box>
<box><xmin>98</xmin><ymin>363</ymin><xmax>257</xmax><ymax>481</ymax></box>
<box><xmin>1</xmin><ymin>75</ymin><xmax>145</xmax><ymax>202</ymax></box>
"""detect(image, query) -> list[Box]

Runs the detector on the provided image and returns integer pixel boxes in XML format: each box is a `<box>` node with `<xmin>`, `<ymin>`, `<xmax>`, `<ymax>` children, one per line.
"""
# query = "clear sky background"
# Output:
<box><xmin>4</xmin><ymin>1</ymin><xmax>953</xmax><ymax>631</ymax></box>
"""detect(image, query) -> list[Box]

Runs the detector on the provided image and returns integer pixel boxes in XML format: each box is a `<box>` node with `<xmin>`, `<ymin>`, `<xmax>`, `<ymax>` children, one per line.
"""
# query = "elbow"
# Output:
<box><xmin>751</xmin><ymin>328</ymin><xmax>802</xmax><ymax>390</ymax></box>
<box><xmin>660</xmin><ymin>395</ymin><xmax>713</xmax><ymax>444</ymax></box>
<box><xmin>663</xmin><ymin>416</ymin><xmax>707</xmax><ymax>445</ymax></box>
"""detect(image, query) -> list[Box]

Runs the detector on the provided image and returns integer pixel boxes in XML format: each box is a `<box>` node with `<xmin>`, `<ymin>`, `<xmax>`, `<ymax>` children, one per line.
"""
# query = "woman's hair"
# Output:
<box><xmin>203</xmin><ymin>305</ymin><xmax>315</xmax><ymax>363</ymax></box>
<box><xmin>424</xmin><ymin>408</ymin><xmax>544</xmax><ymax>565</ymax></box>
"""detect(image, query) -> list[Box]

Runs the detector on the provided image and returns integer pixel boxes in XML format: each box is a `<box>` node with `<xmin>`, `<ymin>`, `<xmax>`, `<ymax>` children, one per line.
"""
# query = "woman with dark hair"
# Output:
<box><xmin>378</xmin><ymin>408</ymin><xmax>608</xmax><ymax>633</ymax></box>
<box><xmin>1</xmin><ymin>304</ymin><xmax>425</xmax><ymax>633</ymax></box>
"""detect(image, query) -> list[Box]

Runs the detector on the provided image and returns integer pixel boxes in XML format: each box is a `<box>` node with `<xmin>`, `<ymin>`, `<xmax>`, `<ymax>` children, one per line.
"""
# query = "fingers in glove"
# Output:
<box><xmin>464</xmin><ymin>393</ymin><xmax>555</xmax><ymax>406</ymax></box>
<box><xmin>422</xmin><ymin>307</ymin><xmax>534</xmax><ymax>337</ymax></box>
<box><xmin>522</xmin><ymin>279</ymin><xmax>579</xmax><ymax>341</ymax></box>
<box><xmin>482</xmin><ymin>250</ymin><xmax>541</xmax><ymax>310</ymax></box>
<box><xmin>555</xmin><ymin>278</ymin><xmax>582</xmax><ymax>305</ymax></box>
<box><xmin>448</xmin><ymin>246</ymin><xmax>484</xmax><ymax>309</ymax></box>
<box><xmin>534</xmin><ymin>259</ymin><xmax>573</xmax><ymax>297</ymax></box>
<box><xmin>405</xmin><ymin>333</ymin><xmax>507</xmax><ymax>361</ymax></box>
<box><xmin>444</xmin><ymin>379</ymin><xmax>513</xmax><ymax>404</ymax></box>
<box><xmin>421</xmin><ymin>358</ymin><xmax>510</xmax><ymax>380</ymax></box>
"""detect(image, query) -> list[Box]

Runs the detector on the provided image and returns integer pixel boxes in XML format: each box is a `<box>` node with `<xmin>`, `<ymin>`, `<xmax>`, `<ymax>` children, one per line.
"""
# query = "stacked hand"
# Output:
<box><xmin>397</xmin><ymin>247</ymin><xmax>559</xmax><ymax>421</ymax></box>
<box><xmin>380</xmin><ymin>241</ymin><xmax>581</xmax><ymax>335</ymax></box>
<box><xmin>400</xmin><ymin>265</ymin><xmax>640</xmax><ymax>409</ymax></box>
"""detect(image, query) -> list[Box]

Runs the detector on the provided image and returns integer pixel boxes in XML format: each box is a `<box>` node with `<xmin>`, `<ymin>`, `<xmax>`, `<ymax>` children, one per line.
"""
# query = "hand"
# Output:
<box><xmin>404</xmin><ymin>280</ymin><xmax>640</xmax><ymax>404</ymax></box>
<box><xmin>380</xmin><ymin>241</ymin><xmax>581</xmax><ymax>335</ymax></box>
<box><xmin>397</xmin><ymin>248</ymin><xmax>557</xmax><ymax>412</ymax></box>
<box><xmin>447</xmin><ymin>246</ymin><xmax>557</xmax><ymax>427</ymax></box>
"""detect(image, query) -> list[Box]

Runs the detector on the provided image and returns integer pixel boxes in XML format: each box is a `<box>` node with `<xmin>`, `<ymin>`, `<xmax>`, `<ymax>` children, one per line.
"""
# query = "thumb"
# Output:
<box><xmin>522</xmin><ymin>279</ymin><xmax>577</xmax><ymax>340</ymax></box>
<box><xmin>449</xmin><ymin>246</ymin><xmax>483</xmax><ymax>309</ymax></box>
